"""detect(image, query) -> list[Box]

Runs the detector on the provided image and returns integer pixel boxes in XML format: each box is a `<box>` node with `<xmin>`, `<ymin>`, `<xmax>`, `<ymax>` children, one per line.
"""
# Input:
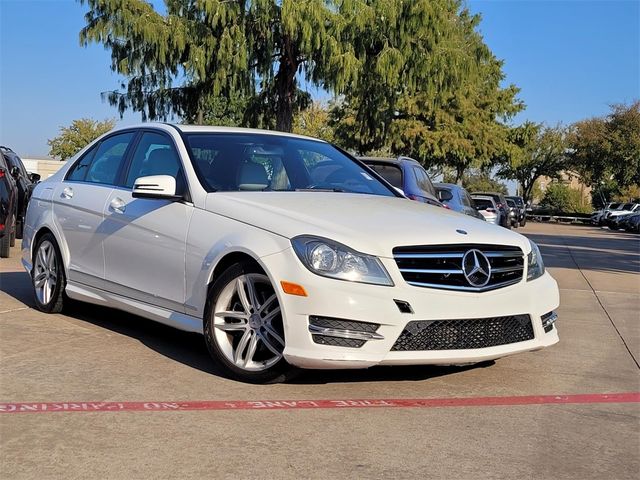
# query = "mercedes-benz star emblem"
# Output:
<box><xmin>462</xmin><ymin>249</ymin><xmax>492</xmax><ymax>287</ymax></box>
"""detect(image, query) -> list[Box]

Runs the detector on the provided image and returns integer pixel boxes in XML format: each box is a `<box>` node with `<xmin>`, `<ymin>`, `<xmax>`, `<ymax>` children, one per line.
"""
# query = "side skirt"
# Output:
<box><xmin>65</xmin><ymin>281</ymin><xmax>203</xmax><ymax>334</ymax></box>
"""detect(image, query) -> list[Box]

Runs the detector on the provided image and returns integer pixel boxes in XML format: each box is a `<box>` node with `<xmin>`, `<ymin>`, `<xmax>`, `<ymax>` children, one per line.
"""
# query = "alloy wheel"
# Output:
<box><xmin>212</xmin><ymin>273</ymin><xmax>285</xmax><ymax>372</ymax></box>
<box><xmin>33</xmin><ymin>240</ymin><xmax>58</xmax><ymax>305</ymax></box>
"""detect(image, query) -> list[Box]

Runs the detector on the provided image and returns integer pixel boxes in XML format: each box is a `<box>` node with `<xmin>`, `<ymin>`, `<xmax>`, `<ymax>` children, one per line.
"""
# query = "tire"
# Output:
<box><xmin>520</xmin><ymin>217</ymin><xmax>527</xmax><ymax>227</ymax></box>
<box><xmin>9</xmin><ymin>213</ymin><xmax>16</xmax><ymax>247</ymax></box>
<box><xmin>32</xmin><ymin>233</ymin><xmax>66</xmax><ymax>313</ymax></box>
<box><xmin>16</xmin><ymin>218</ymin><xmax>23</xmax><ymax>240</ymax></box>
<box><xmin>0</xmin><ymin>231</ymin><xmax>9</xmax><ymax>258</ymax></box>
<box><xmin>203</xmin><ymin>261</ymin><xmax>296</xmax><ymax>384</ymax></box>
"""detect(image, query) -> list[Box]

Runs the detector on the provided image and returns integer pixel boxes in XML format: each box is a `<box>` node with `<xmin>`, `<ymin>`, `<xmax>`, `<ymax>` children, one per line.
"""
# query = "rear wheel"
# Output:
<box><xmin>0</xmin><ymin>229</ymin><xmax>10</xmax><ymax>258</ymax></box>
<box><xmin>32</xmin><ymin>233</ymin><xmax>66</xmax><ymax>313</ymax></box>
<box><xmin>203</xmin><ymin>261</ymin><xmax>295</xmax><ymax>383</ymax></box>
<box><xmin>9</xmin><ymin>213</ymin><xmax>16</xmax><ymax>247</ymax></box>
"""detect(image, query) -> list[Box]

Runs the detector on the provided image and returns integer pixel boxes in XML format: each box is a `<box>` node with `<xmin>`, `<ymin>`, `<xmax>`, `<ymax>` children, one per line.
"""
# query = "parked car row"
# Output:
<box><xmin>591</xmin><ymin>202</ymin><xmax>640</xmax><ymax>233</ymax></box>
<box><xmin>21</xmin><ymin>124</ymin><xmax>558</xmax><ymax>383</ymax></box>
<box><xmin>357</xmin><ymin>156</ymin><xmax>524</xmax><ymax>232</ymax></box>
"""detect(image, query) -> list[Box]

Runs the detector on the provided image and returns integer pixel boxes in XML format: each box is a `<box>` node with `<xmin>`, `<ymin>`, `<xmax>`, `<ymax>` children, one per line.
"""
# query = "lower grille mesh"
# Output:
<box><xmin>312</xmin><ymin>335</ymin><xmax>366</xmax><ymax>348</ymax></box>
<box><xmin>392</xmin><ymin>315</ymin><xmax>534</xmax><ymax>351</ymax></box>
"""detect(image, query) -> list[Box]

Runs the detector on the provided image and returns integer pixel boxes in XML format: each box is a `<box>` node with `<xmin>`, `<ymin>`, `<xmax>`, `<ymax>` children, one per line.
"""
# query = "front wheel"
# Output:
<box><xmin>203</xmin><ymin>262</ymin><xmax>295</xmax><ymax>383</ymax></box>
<box><xmin>32</xmin><ymin>233</ymin><xmax>66</xmax><ymax>313</ymax></box>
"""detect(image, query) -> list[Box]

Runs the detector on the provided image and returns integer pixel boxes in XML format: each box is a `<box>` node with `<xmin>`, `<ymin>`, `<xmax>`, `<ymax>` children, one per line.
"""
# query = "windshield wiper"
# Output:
<box><xmin>295</xmin><ymin>187</ymin><xmax>349</xmax><ymax>193</ymax></box>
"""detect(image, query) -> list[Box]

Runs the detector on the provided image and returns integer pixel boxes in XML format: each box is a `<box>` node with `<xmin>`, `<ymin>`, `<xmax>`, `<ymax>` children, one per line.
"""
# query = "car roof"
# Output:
<box><xmin>110</xmin><ymin>123</ymin><xmax>329</xmax><ymax>143</ymax></box>
<box><xmin>359</xmin><ymin>156</ymin><xmax>420</xmax><ymax>165</ymax></box>
<box><xmin>471</xmin><ymin>194</ymin><xmax>496</xmax><ymax>201</ymax></box>
<box><xmin>434</xmin><ymin>183</ymin><xmax>463</xmax><ymax>190</ymax></box>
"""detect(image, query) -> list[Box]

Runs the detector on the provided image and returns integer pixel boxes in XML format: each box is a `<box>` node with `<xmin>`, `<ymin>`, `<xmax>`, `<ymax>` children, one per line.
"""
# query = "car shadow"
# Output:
<box><xmin>1</xmin><ymin>269</ymin><xmax>492</xmax><ymax>384</ymax></box>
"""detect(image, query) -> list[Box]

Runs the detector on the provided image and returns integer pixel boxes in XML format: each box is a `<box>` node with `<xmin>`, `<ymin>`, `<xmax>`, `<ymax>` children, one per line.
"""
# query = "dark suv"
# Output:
<box><xmin>471</xmin><ymin>191</ymin><xmax>511</xmax><ymax>229</ymax></box>
<box><xmin>0</xmin><ymin>146</ymin><xmax>40</xmax><ymax>239</ymax></box>
<box><xmin>506</xmin><ymin>195</ymin><xmax>526</xmax><ymax>227</ymax></box>
<box><xmin>360</xmin><ymin>156</ymin><xmax>441</xmax><ymax>207</ymax></box>
<box><xmin>0</xmin><ymin>151</ymin><xmax>19</xmax><ymax>257</ymax></box>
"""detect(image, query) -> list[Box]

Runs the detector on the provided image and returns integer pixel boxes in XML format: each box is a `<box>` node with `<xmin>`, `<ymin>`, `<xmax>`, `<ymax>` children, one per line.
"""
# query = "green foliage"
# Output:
<box><xmin>498</xmin><ymin>123</ymin><xmax>567</xmax><ymax>205</ymax></box>
<box><xmin>292</xmin><ymin>102</ymin><xmax>334</xmax><ymax>142</ymax></box>
<box><xmin>569</xmin><ymin>101</ymin><xmax>640</xmax><ymax>189</ymax></box>
<box><xmin>332</xmin><ymin>2</ymin><xmax>523</xmax><ymax>181</ymax></box>
<box><xmin>540</xmin><ymin>183</ymin><xmax>590</xmax><ymax>214</ymax></box>
<box><xmin>80</xmin><ymin>0</ymin><xmax>402</xmax><ymax>131</ymax></box>
<box><xmin>47</xmin><ymin>118</ymin><xmax>116</xmax><ymax>160</ymax></box>
<box><xmin>462</xmin><ymin>171</ymin><xmax>509</xmax><ymax>195</ymax></box>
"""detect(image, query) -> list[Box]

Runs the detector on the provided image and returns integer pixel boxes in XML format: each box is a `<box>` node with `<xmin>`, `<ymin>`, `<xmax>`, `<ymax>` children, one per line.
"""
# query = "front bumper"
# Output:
<box><xmin>262</xmin><ymin>248</ymin><xmax>559</xmax><ymax>369</ymax></box>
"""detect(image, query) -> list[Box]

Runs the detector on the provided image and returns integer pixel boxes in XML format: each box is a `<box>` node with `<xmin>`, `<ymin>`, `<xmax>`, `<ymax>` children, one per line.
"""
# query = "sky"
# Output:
<box><xmin>0</xmin><ymin>0</ymin><xmax>638</xmax><ymax>158</ymax></box>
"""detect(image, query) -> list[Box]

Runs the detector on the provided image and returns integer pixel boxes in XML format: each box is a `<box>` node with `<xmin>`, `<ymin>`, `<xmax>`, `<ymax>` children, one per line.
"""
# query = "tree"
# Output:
<box><xmin>497</xmin><ymin>123</ymin><xmax>567</xmax><ymax>205</ymax></box>
<box><xmin>456</xmin><ymin>171</ymin><xmax>507</xmax><ymax>195</ymax></box>
<box><xmin>47</xmin><ymin>118</ymin><xmax>116</xmax><ymax>160</ymax></box>
<box><xmin>292</xmin><ymin>102</ymin><xmax>334</xmax><ymax>142</ymax></box>
<box><xmin>332</xmin><ymin>4</ymin><xmax>522</xmax><ymax>182</ymax></box>
<box><xmin>569</xmin><ymin>100</ymin><xmax>640</xmax><ymax>189</ymax></box>
<box><xmin>540</xmin><ymin>183</ymin><xmax>590</xmax><ymax>214</ymax></box>
<box><xmin>81</xmin><ymin>0</ymin><xmax>423</xmax><ymax>132</ymax></box>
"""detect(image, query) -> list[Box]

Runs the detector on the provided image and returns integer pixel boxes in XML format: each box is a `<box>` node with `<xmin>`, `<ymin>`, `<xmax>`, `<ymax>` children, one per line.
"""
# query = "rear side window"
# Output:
<box><xmin>66</xmin><ymin>145</ymin><xmax>98</xmax><ymax>182</ymax></box>
<box><xmin>412</xmin><ymin>167</ymin><xmax>436</xmax><ymax>196</ymax></box>
<box><xmin>366</xmin><ymin>164</ymin><xmax>403</xmax><ymax>189</ymax></box>
<box><xmin>84</xmin><ymin>133</ymin><xmax>134</xmax><ymax>185</ymax></box>
<box><xmin>67</xmin><ymin>133</ymin><xmax>134</xmax><ymax>185</ymax></box>
<box><xmin>125</xmin><ymin>132</ymin><xmax>184</xmax><ymax>189</ymax></box>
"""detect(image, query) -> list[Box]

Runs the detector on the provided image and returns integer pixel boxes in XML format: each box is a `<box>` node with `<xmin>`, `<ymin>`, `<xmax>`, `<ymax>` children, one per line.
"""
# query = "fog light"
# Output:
<box><xmin>541</xmin><ymin>311</ymin><xmax>557</xmax><ymax>333</ymax></box>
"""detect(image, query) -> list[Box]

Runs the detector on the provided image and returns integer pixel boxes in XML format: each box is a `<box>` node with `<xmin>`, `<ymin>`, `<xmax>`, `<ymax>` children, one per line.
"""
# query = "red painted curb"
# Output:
<box><xmin>1</xmin><ymin>392</ymin><xmax>638</xmax><ymax>414</ymax></box>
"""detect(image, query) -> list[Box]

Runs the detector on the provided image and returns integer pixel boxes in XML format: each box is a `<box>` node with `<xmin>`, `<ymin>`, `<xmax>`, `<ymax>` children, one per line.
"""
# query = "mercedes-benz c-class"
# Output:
<box><xmin>22</xmin><ymin>124</ymin><xmax>559</xmax><ymax>383</ymax></box>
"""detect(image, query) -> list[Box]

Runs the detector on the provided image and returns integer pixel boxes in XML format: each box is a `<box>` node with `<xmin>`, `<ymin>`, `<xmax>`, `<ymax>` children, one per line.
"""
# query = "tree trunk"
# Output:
<box><xmin>274</xmin><ymin>37</ymin><xmax>298</xmax><ymax>132</ymax></box>
<box><xmin>455</xmin><ymin>165</ymin><xmax>465</xmax><ymax>185</ymax></box>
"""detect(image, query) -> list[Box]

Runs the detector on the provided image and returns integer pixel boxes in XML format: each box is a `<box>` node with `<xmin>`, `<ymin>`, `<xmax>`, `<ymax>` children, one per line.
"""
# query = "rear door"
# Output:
<box><xmin>101</xmin><ymin>130</ymin><xmax>192</xmax><ymax>312</ymax></box>
<box><xmin>54</xmin><ymin>132</ymin><xmax>135</xmax><ymax>288</ymax></box>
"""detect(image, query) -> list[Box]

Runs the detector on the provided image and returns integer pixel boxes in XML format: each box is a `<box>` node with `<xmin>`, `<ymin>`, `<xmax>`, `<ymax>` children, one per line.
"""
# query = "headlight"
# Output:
<box><xmin>526</xmin><ymin>239</ymin><xmax>545</xmax><ymax>281</ymax></box>
<box><xmin>291</xmin><ymin>236</ymin><xmax>394</xmax><ymax>286</ymax></box>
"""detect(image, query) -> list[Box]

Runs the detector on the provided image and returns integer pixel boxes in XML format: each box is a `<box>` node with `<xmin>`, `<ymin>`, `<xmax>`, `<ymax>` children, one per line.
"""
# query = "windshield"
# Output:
<box><xmin>185</xmin><ymin>133</ymin><xmax>396</xmax><ymax>197</ymax></box>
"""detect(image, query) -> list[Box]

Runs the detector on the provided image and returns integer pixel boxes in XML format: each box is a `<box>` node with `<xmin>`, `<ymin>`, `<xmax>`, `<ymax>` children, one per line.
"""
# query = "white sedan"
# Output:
<box><xmin>22</xmin><ymin>124</ymin><xmax>559</xmax><ymax>383</ymax></box>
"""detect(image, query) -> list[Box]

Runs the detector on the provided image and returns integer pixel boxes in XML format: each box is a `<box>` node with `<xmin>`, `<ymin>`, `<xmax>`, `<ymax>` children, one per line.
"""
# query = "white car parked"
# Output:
<box><xmin>22</xmin><ymin>124</ymin><xmax>559</xmax><ymax>383</ymax></box>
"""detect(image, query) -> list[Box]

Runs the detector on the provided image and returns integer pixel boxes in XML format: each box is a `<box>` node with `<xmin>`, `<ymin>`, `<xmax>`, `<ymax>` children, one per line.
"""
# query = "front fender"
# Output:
<box><xmin>184</xmin><ymin>209</ymin><xmax>291</xmax><ymax>318</ymax></box>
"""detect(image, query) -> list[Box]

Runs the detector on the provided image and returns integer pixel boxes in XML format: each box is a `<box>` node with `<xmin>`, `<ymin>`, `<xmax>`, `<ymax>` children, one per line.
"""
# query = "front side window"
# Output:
<box><xmin>185</xmin><ymin>134</ymin><xmax>396</xmax><ymax>197</ymax></box>
<box><xmin>125</xmin><ymin>132</ymin><xmax>184</xmax><ymax>191</ymax></box>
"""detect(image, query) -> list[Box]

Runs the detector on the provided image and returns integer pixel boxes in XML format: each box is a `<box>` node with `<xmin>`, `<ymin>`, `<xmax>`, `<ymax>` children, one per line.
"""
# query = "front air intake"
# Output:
<box><xmin>308</xmin><ymin>316</ymin><xmax>383</xmax><ymax>348</ymax></box>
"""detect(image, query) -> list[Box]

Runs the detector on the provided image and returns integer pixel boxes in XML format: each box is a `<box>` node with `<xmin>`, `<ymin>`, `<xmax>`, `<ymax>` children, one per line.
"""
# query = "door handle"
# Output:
<box><xmin>109</xmin><ymin>197</ymin><xmax>126</xmax><ymax>214</ymax></box>
<box><xmin>61</xmin><ymin>187</ymin><xmax>73</xmax><ymax>199</ymax></box>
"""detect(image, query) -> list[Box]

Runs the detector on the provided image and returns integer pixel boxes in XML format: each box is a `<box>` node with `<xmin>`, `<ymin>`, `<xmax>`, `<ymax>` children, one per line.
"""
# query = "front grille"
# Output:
<box><xmin>391</xmin><ymin>315</ymin><xmax>534</xmax><ymax>351</ymax></box>
<box><xmin>393</xmin><ymin>244</ymin><xmax>524</xmax><ymax>292</ymax></box>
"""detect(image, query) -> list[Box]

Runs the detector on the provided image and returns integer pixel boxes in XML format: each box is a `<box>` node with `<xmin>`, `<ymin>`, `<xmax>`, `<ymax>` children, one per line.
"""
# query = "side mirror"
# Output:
<box><xmin>10</xmin><ymin>166</ymin><xmax>20</xmax><ymax>178</ymax></box>
<box><xmin>29</xmin><ymin>172</ymin><xmax>41</xmax><ymax>183</ymax></box>
<box><xmin>437</xmin><ymin>189</ymin><xmax>453</xmax><ymax>202</ymax></box>
<box><xmin>132</xmin><ymin>175</ymin><xmax>180</xmax><ymax>200</ymax></box>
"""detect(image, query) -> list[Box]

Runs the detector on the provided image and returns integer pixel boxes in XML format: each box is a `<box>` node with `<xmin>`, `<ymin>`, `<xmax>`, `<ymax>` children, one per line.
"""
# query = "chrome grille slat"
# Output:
<box><xmin>399</xmin><ymin>268</ymin><xmax>464</xmax><ymax>274</ymax></box>
<box><xmin>393</xmin><ymin>244</ymin><xmax>524</xmax><ymax>292</ymax></box>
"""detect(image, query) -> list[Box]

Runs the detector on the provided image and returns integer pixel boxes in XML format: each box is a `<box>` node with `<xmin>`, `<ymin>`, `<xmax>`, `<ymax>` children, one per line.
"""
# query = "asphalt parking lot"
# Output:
<box><xmin>1</xmin><ymin>222</ymin><xmax>638</xmax><ymax>479</ymax></box>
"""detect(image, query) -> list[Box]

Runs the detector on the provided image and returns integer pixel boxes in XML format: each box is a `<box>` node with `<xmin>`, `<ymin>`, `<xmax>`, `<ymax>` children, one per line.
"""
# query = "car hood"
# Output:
<box><xmin>205</xmin><ymin>192</ymin><xmax>531</xmax><ymax>258</ymax></box>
